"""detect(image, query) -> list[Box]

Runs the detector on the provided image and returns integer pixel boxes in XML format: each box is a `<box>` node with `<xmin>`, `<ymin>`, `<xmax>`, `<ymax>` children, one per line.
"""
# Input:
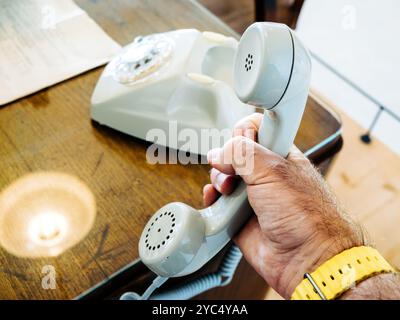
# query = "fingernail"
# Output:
<box><xmin>215</xmin><ymin>172</ymin><xmax>225</xmax><ymax>189</ymax></box>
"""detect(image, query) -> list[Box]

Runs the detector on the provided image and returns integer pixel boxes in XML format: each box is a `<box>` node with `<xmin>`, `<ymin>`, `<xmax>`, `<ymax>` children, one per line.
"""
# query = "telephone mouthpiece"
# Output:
<box><xmin>138</xmin><ymin>202</ymin><xmax>205</xmax><ymax>277</ymax></box>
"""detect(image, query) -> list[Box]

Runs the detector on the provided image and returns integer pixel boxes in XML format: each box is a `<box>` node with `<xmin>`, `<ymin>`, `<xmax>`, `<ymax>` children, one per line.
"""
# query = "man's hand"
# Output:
<box><xmin>203</xmin><ymin>113</ymin><xmax>366</xmax><ymax>299</ymax></box>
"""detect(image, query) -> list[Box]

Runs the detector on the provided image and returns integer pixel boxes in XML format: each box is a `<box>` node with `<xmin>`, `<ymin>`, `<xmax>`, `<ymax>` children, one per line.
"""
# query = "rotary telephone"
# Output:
<box><xmin>93</xmin><ymin>22</ymin><xmax>311</xmax><ymax>299</ymax></box>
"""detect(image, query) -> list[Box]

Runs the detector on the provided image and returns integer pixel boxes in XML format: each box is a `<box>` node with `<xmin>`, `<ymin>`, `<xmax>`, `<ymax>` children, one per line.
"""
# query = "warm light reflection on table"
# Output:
<box><xmin>0</xmin><ymin>172</ymin><xmax>96</xmax><ymax>258</ymax></box>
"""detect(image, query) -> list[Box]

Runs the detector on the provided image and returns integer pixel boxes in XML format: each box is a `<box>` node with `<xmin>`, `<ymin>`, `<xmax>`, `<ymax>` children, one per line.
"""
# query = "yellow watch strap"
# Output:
<box><xmin>291</xmin><ymin>246</ymin><xmax>396</xmax><ymax>300</ymax></box>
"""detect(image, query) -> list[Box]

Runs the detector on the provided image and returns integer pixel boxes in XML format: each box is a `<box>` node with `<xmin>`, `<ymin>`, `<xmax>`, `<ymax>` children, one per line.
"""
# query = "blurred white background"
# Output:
<box><xmin>296</xmin><ymin>0</ymin><xmax>400</xmax><ymax>154</ymax></box>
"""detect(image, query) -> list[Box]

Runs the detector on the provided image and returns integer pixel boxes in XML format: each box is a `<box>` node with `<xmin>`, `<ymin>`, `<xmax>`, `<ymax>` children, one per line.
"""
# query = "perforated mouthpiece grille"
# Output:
<box><xmin>139</xmin><ymin>202</ymin><xmax>205</xmax><ymax>277</ymax></box>
<box><xmin>143</xmin><ymin>210</ymin><xmax>176</xmax><ymax>252</ymax></box>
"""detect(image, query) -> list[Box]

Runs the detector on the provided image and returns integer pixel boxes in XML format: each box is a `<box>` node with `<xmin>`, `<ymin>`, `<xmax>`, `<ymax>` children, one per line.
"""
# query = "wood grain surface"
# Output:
<box><xmin>0</xmin><ymin>0</ymin><xmax>341</xmax><ymax>299</ymax></box>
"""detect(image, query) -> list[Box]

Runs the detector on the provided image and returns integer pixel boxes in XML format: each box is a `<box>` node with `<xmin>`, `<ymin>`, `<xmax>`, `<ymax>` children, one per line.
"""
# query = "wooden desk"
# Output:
<box><xmin>0</xmin><ymin>0</ymin><xmax>341</xmax><ymax>299</ymax></box>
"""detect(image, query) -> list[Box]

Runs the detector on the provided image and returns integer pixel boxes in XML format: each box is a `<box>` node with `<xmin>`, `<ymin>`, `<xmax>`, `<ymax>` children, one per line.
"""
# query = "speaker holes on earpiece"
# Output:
<box><xmin>245</xmin><ymin>53</ymin><xmax>254</xmax><ymax>72</ymax></box>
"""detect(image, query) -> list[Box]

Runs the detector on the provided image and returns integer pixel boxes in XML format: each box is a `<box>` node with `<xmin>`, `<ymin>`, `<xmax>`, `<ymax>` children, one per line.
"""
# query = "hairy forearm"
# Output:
<box><xmin>339</xmin><ymin>273</ymin><xmax>400</xmax><ymax>300</ymax></box>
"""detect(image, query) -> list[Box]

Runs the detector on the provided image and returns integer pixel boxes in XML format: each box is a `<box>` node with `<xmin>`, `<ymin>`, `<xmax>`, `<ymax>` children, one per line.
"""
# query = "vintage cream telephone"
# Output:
<box><xmin>138</xmin><ymin>22</ymin><xmax>311</xmax><ymax>277</ymax></box>
<box><xmin>91</xmin><ymin>27</ymin><xmax>255</xmax><ymax>155</ymax></box>
<box><xmin>93</xmin><ymin>22</ymin><xmax>311</xmax><ymax>298</ymax></box>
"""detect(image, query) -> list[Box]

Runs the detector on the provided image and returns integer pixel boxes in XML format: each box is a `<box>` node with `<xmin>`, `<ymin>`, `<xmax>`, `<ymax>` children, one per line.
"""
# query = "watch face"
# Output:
<box><xmin>113</xmin><ymin>34</ymin><xmax>174</xmax><ymax>85</ymax></box>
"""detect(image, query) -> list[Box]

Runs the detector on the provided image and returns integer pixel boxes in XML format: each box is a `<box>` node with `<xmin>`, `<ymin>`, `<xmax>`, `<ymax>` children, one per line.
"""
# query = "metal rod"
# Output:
<box><xmin>310</xmin><ymin>51</ymin><xmax>400</xmax><ymax>123</ymax></box>
<box><xmin>360</xmin><ymin>106</ymin><xmax>384</xmax><ymax>143</ymax></box>
<box><xmin>310</xmin><ymin>51</ymin><xmax>400</xmax><ymax>144</ymax></box>
<box><xmin>304</xmin><ymin>273</ymin><xmax>327</xmax><ymax>300</ymax></box>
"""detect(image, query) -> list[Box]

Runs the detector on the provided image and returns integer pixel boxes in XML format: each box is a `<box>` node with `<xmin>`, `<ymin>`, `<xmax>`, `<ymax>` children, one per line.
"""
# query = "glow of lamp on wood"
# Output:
<box><xmin>0</xmin><ymin>172</ymin><xmax>96</xmax><ymax>258</ymax></box>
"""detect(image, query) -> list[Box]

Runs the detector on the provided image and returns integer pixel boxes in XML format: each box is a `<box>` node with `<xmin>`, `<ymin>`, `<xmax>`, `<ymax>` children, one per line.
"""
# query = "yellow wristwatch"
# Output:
<box><xmin>291</xmin><ymin>246</ymin><xmax>396</xmax><ymax>300</ymax></box>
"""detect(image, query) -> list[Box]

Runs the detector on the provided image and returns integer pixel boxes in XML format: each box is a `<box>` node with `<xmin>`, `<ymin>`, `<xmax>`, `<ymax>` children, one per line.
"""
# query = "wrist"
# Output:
<box><xmin>281</xmin><ymin>234</ymin><xmax>365</xmax><ymax>299</ymax></box>
<box><xmin>339</xmin><ymin>272</ymin><xmax>400</xmax><ymax>299</ymax></box>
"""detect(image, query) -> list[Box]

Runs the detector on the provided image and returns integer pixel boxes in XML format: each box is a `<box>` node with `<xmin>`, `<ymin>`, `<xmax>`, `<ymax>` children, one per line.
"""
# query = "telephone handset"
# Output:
<box><xmin>139</xmin><ymin>23</ymin><xmax>311</xmax><ymax>278</ymax></box>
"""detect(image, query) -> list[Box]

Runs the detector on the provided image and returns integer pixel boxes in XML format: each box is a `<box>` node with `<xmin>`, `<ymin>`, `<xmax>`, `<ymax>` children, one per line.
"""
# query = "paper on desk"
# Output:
<box><xmin>0</xmin><ymin>0</ymin><xmax>121</xmax><ymax>105</ymax></box>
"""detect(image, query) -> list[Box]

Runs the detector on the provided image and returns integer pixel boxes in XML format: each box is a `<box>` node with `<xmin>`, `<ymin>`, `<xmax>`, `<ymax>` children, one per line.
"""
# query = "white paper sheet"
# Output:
<box><xmin>0</xmin><ymin>0</ymin><xmax>121</xmax><ymax>105</ymax></box>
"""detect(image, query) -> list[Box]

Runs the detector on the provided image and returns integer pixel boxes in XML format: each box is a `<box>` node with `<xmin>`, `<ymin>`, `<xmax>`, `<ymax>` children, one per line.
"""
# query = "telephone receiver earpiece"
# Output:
<box><xmin>139</xmin><ymin>22</ymin><xmax>311</xmax><ymax>278</ymax></box>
